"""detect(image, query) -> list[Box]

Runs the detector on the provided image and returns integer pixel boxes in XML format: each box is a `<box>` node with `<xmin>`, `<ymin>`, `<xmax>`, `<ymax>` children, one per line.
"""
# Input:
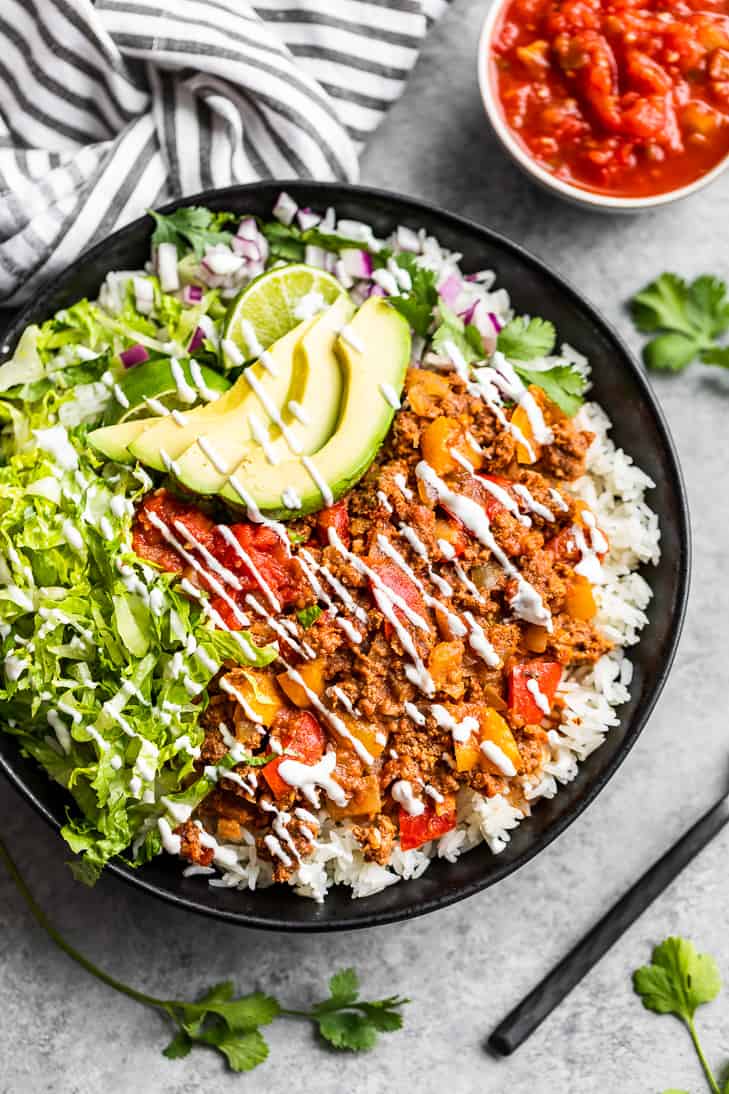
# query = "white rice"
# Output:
<box><xmin>186</xmin><ymin>232</ymin><xmax>661</xmax><ymax>903</ymax></box>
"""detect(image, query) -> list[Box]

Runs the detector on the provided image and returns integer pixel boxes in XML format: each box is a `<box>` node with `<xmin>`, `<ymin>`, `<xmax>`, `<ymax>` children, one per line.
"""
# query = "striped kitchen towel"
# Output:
<box><xmin>0</xmin><ymin>0</ymin><xmax>450</xmax><ymax>305</ymax></box>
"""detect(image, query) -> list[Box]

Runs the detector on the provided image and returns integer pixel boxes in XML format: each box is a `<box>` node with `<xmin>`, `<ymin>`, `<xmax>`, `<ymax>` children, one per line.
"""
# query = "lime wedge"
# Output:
<box><xmin>104</xmin><ymin>358</ymin><xmax>231</xmax><ymax>425</ymax></box>
<box><xmin>222</xmin><ymin>264</ymin><xmax>345</xmax><ymax>367</ymax></box>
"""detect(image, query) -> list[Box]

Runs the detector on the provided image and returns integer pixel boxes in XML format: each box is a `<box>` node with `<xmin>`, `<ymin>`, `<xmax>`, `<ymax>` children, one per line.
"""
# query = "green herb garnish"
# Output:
<box><xmin>149</xmin><ymin>207</ymin><xmax>236</xmax><ymax>258</ymax></box>
<box><xmin>512</xmin><ymin>364</ymin><xmax>586</xmax><ymax>417</ymax></box>
<box><xmin>297</xmin><ymin>604</ymin><xmax>323</xmax><ymax>628</ymax></box>
<box><xmin>0</xmin><ymin>834</ymin><xmax>408</xmax><ymax>1072</ymax></box>
<box><xmin>630</xmin><ymin>273</ymin><xmax>729</xmax><ymax>372</ymax></box>
<box><xmin>633</xmin><ymin>937</ymin><xmax>724</xmax><ymax>1093</ymax></box>
<box><xmin>431</xmin><ymin>302</ymin><xmax>486</xmax><ymax>365</ymax></box>
<box><xmin>497</xmin><ymin>315</ymin><xmax>557</xmax><ymax>360</ymax></box>
<box><xmin>260</xmin><ymin>221</ymin><xmax>370</xmax><ymax>263</ymax></box>
<box><xmin>388</xmin><ymin>254</ymin><xmax>439</xmax><ymax>338</ymax></box>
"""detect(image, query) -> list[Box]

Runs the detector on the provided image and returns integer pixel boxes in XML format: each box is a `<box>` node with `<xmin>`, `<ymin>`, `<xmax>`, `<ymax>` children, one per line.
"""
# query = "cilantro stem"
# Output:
<box><xmin>687</xmin><ymin>1018</ymin><xmax>721</xmax><ymax>1094</ymax></box>
<box><xmin>0</xmin><ymin>832</ymin><xmax>174</xmax><ymax>1012</ymax></box>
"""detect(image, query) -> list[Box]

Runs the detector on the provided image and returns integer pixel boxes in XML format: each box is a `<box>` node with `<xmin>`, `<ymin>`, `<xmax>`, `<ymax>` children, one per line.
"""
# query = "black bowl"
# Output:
<box><xmin>0</xmin><ymin>182</ymin><xmax>690</xmax><ymax>931</ymax></box>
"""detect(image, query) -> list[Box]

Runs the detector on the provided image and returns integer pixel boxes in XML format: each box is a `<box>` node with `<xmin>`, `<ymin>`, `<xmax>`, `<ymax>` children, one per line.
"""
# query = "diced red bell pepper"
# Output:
<box><xmin>262</xmin><ymin>710</ymin><xmax>326</xmax><ymax>798</ymax></box>
<box><xmin>317</xmin><ymin>500</ymin><xmax>350</xmax><ymax>549</ymax></box>
<box><xmin>508</xmin><ymin>660</ymin><xmax>562</xmax><ymax>724</ymax></box>
<box><xmin>476</xmin><ymin>473</ymin><xmax>517</xmax><ymax>521</ymax></box>
<box><xmin>368</xmin><ymin>559</ymin><xmax>429</xmax><ymax>641</ymax></box>
<box><xmin>219</xmin><ymin>521</ymin><xmax>302</xmax><ymax>608</ymax></box>
<box><xmin>399</xmin><ymin>800</ymin><xmax>457</xmax><ymax>851</ymax></box>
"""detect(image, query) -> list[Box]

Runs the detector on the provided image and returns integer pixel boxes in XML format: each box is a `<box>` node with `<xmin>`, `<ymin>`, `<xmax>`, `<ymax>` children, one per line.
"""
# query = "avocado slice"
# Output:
<box><xmin>173</xmin><ymin>295</ymin><xmax>353</xmax><ymax>496</ymax></box>
<box><xmin>219</xmin><ymin>297</ymin><xmax>410</xmax><ymax>518</ymax></box>
<box><xmin>126</xmin><ymin>318</ymin><xmax>317</xmax><ymax>472</ymax></box>
<box><xmin>88</xmin><ymin>419</ymin><xmax>150</xmax><ymax>463</ymax></box>
<box><xmin>102</xmin><ymin>358</ymin><xmax>230</xmax><ymax>426</ymax></box>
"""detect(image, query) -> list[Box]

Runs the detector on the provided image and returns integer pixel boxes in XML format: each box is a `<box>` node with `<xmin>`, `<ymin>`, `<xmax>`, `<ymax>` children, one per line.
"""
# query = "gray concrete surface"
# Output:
<box><xmin>2</xmin><ymin>1</ymin><xmax>729</xmax><ymax>1091</ymax></box>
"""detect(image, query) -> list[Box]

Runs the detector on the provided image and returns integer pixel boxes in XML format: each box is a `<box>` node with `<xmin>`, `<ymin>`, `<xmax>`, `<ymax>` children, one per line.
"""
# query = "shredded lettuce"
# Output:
<box><xmin>0</xmin><ymin>367</ymin><xmax>274</xmax><ymax>883</ymax></box>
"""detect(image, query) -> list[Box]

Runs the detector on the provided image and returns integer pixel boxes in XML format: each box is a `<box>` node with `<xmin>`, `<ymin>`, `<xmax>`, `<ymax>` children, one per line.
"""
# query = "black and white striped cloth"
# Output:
<box><xmin>0</xmin><ymin>0</ymin><xmax>449</xmax><ymax>305</ymax></box>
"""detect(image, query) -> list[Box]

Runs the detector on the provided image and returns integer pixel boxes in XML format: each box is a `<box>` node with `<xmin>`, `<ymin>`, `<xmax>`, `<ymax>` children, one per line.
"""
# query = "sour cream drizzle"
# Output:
<box><xmin>276</xmin><ymin>749</ymin><xmax>347</xmax><ymax>807</ymax></box>
<box><xmin>415</xmin><ymin>461</ymin><xmax>553</xmax><ymax>631</ymax></box>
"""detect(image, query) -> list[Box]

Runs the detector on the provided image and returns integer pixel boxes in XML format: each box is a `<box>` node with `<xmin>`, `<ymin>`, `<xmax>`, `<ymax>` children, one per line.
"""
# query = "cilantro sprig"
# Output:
<box><xmin>149</xmin><ymin>206</ymin><xmax>237</xmax><ymax>258</ymax></box>
<box><xmin>0</xmin><ymin>833</ymin><xmax>407</xmax><ymax>1072</ymax></box>
<box><xmin>630</xmin><ymin>273</ymin><xmax>729</xmax><ymax>372</ymax></box>
<box><xmin>260</xmin><ymin>221</ymin><xmax>373</xmax><ymax>263</ymax></box>
<box><xmin>388</xmin><ymin>253</ymin><xmax>439</xmax><ymax>338</ymax></box>
<box><xmin>496</xmin><ymin>316</ymin><xmax>587</xmax><ymax>416</ymax></box>
<box><xmin>633</xmin><ymin>937</ymin><xmax>724</xmax><ymax>1094</ymax></box>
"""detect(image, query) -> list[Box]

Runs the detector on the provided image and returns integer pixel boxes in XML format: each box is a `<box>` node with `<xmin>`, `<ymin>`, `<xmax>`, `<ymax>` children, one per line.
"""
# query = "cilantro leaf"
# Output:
<box><xmin>432</xmin><ymin>303</ymin><xmax>484</xmax><ymax>365</ymax></box>
<box><xmin>634</xmin><ymin>937</ymin><xmax>721</xmax><ymax>1022</ymax></box>
<box><xmin>643</xmin><ymin>332</ymin><xmax>701</xmax><ymax>372</ymax></box>
<box><xmin>514</xmin><ymin>364</ymin><xmax>586</xmax><ymax>416</ymax></box>
<box><xmin>297</xmin><ymin>604</ymin><xmax>323</xmax><ymax>628</ymax></box>
<box><xmin>497</xmin><ymin>316</ymin><xmax>556</xmax><ymax>361</ymax></box>
<box><xmin>328</xmin><ymin>967</ymin><xmax>359</xmax><ymax>1007</ymax></box>
<box><xmin>629</xmin><ymin>273</ymin><xmax>729</xmax><ymax>372</ymax></box>
<box><xmin>162</xmin><ymin>1029</ymin><xmax>193</xmax><ymax>1059</ymax></box>
<box><xmin>184</xmin><ymin>991</ymin><xmax>281</xmax><ymax>1032</ymax></box>
<box><xmin>149</xmin><ymin>207</ymin><xmax>235</xmax><ymax>258</ymax></box>
<box><xmin>389</xmin><ymin>255</ymin><xmax>439</xmax><ymax>338</ymax></box>
<box><xmin>196</xmin><ymin>1026</ymin><xmax>270</xmax><ymax>1071</ymax></box>
<box><xmin>260</xmin><ymin>220</ymin><xmax>371</xmax><ymax>263</ymax></box>
<box><xmin>702</xmin><ymin>345</ymin><xmax>729</xmax><ymax>369</ymax></box>
<box><xmin>317</xmin><ymin>1011</ymin><xmax>379</xmax><ymax>1052</ymax></box>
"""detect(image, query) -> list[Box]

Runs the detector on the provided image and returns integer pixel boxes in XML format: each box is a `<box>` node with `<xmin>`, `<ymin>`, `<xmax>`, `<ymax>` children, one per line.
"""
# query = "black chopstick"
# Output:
<box><xmin>489</xmin><ymin>791</ymin><xmax>729</xmax><ymax>1056</ymax></box>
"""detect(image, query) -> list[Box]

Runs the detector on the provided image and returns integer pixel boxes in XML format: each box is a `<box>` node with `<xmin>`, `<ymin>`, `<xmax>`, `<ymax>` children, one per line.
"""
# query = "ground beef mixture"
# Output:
<box><xmin>132</xmin><ymin>367</ymin><xmax>611</xmax><ymax>878</ymax></box>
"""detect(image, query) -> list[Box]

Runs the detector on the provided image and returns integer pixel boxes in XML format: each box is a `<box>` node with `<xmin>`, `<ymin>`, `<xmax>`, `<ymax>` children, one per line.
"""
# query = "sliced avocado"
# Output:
<box><xmin>173</xmin><ymin>295</ymin><xmax>353</xmax><ymax>496</ymax></box>
<box><xmin>219</xmin><ymin>297</ymin><xmax>410</xmax><ymax>518</ymax></box>
<box><xmin>88</xmin><ymin>420</ymin><xmax>150</xmax><ymax>463</ymax></box>
<box><xmin>126</xmin><ymin>318</ymin><xmax>316</xmax><ymax>472</ymax></box>
<box><xmin>102</xmin><ymin>358</ymin><xmax>231</xmax><ymax>425</ymax></box>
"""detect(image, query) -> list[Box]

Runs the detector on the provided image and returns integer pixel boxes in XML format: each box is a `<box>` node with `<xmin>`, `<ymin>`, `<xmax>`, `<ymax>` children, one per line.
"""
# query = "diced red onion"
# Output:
<box><xmin>488</xmin><ymin>312</ymin><xmax>503</xmax><ymax>333</ymax></box>
<box><xmin>133</xmin><ymin>276</ymin><xmax>154</xmax><ymax>315</ymax></box>
<box><xmin>188</xmin><ymin>326</ymin><xmax>205</xmax><ymax>353</ymax></box>
<box><xmin>304</xmin><ymin>244</ymin><xmax>327</xmax><ymax>269</ymax></box>
<box><xmin>367</xmin><ymin>283</ymin><xmax>387</xmax><ymax>298</ymax></box>
<box><xmin>395</xmin><ymin>225</ymin><xmax>420</xmax><ymax>253</ymax></box>
<box><xmin>202</xmin><ymin>250</ymin><xmax>245</xmax><ymax>277</ymax></box>
<box><xmin>232</xmin><ymin>237</ymin><xmax>261</xmax><ymax>261</ymax></box>
<box><xmin>120</xmin><ymin>343</ymin><xmax>149</xmax><ymax>368</ymax></box>
<box><xmin>323</xmin><ymin>251</ymin><xmax>338</xmax><ymax>274</ymax></box>
<box><xmin>182</xmin><ymin>284</ymin><xmax>203</xmax><ymax>306</ymax></box>
<box><xmin>236</xmin><ymin>217</ymin><xmax>259</xmax><ymax>241</ymax></box>
<box><xmin>244</xmin><ymin>261</ymin><xmax>265</xmax><ymax>281</ymax></box>
<box><xmin>334</xmin><ymin>259</ymin><xmax>354</xmax><ymax>290</ymax></box>
<box><xmin>297</xmin><ymin>207</ymin><xmax>321</xmax><ymax>231</ymax></box>
<box><xmin>438</xmin><ymin>273</ymin><xmax>462</xmax><ymax>308</ymax></box>
<box><xmin>156</xmin><ymin>242</ymin><xmax>179</xmax><ymax>293</ymax></box>
<box><xmin>459</xmin><ymin>301</ymin><xmax>477</xmax><ymax>325</ymax></box>
<box><xmin>273</xmin><ymin>191</ymin><xmax>298</xmax><ymax>226</ymax></box>
<box><xmin>339</xmin><ymin>248</ymin><xmax>373</xmax><ymax>280</ymax></box>
<box><xmin>371</xmin><ymin>268</ymin><xmax>399</xmax><ymax>296</ymax></box>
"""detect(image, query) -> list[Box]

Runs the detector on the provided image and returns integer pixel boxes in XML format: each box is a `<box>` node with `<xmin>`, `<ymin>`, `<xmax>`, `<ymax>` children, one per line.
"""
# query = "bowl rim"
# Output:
<box><xmin>0</xmin><ymin>180</ymin><xmax>691</xmax><ymax>931</ymax></box>
<box><xmin>477</xmin><ymin>0</ymin><xmax>729</xmax><ymax>211</ymax></box>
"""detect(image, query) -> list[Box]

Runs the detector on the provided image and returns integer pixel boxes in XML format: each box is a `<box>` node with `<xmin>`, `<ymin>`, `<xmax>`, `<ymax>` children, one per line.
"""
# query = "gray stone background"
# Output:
<box><xmin>2</xmin><ymin>1</ymin><xmax>728</xmax><ymax>1090</ymax></box>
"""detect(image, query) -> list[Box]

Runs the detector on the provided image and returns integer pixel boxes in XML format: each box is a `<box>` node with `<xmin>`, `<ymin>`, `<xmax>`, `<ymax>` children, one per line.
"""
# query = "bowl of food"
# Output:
<box><xmin>0</xmin><ymin>182</ymin><xmax>689</xmax><ymax>929</ymax></box>
<box><xmin>478</xmin><ymin>0</ymin><xmax>729</xmax><ymax>211</ymax></box>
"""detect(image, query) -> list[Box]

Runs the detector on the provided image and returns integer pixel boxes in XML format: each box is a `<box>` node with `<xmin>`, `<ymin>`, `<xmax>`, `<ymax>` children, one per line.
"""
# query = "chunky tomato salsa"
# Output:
<box><xmin>491</xmin><ymin>0</ymin><xmax>729</xmax><ymax>197</ymax></box>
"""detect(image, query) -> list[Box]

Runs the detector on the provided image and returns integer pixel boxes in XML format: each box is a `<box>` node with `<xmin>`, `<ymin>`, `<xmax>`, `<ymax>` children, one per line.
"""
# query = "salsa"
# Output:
<box><xmin>491</xmin><ymin>0</ymin><xmax>729</xmax><ymax>197</ymax></box>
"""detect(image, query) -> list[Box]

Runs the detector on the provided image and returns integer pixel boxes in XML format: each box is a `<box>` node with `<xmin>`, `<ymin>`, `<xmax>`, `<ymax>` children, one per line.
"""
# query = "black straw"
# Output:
<box><xmin>489</xmin><ymin>792</ymin><xmax>729</xmax><ymax>1056</ymax></box>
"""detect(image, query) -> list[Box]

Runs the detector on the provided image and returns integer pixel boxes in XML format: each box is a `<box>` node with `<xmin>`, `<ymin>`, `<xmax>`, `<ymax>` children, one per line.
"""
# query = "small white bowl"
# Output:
<box><xmin>477</xmin><ymin>0</ymin><xmax>729</xmax><ymax>213</ymax></box>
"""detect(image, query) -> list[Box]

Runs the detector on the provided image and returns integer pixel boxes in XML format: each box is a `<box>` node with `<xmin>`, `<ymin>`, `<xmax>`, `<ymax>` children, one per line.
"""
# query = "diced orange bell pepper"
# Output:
<box><xmin>420</xmin><ymin>417</ymin><xmax>465</xmax><ymax>476</ymax></box>
<box><xmin>406</xmin><ymin>368</ymin><xmax>452</xmax><ymax>415</ymax></box>
<box><xmin>565</xmin><ymin>575</ymin><xmax>597</xmax><ymax>620</ymax></box>
<box><xmin>434</xmin><ymin>517</ymin><xmax>469</xmax><ymax>557</ymax></box>
<box><xmin>329</xmin><ymin>773</ymin><xmax>383</xmax><ymax>819</ymax></box>
<box><xmin>262</xmin><ymin>711</ymin><xmax>325</xmax><ymax>798</ymax></box>
<box><xmin>277</xmin><ymin>659</ymin><xmax>325</xmax><ymax>708</ymax></box>
<box><xmin>523</xmin><ymin>624</ymin><xmax>549</xmax><ymax>653</ymax></box>
<box><xmin>341</xmin><ymin>715</ymin><xmax>387</xmax><ymax>760</ymax></box>
<box><xmin>455</xmin><ymin>732</ymin><xmax>481</xmax><ymax>772</ymax></box>
<box><xmin>478</xmin><ymin>707</ymin><xmax>522</xmax><ymax>775</ymax></box>
<box><xmin>399</xmin><ymin>797</ymin><xmax>457</xmax><ymax>851</ymax></box>
<box><xmin>230</xmin><ymin>670</ymin><xmax>284</xmax><ymax>729</ymax></box>
<box><xmin>511</xmin><ymin>403</ymin><xmax>539</xmax><ymax>465</ymax></box>
<box><xmin>508</xmin><ymin>660</ymin><xmax>562</xmax><ymax>724</ymax></box>
<box><xmin>428</xmin><ymin>641</ymin><xmax>463</xmax><ymax>689</ymax></box>
<box><xmin>217</xmin><ymin>818</ymin><xmax>242</xmax><ymax>843</ymax></box>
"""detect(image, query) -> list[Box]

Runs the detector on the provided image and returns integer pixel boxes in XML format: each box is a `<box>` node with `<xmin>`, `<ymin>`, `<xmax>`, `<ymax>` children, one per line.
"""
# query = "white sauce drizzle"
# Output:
<box><xmin>170</xmin><ymin>358</ymin><xmax>197</xmax><ymax>404</ymax></box>
<box><xmin>189</xmin><ymin>359</ymin><xmax>220</xmax><ymax>402</ymax></box>
<box><xmin>287</xmin><ymin>399</ymin><xmax>311</xmax><ymax>425</ymax></box>
<box><xmin>243</xmin><ymin>368</ymin><xmax>301</xmax><ymax>453</ymax></box>
<box><xmin>513</xmin><ymin>483</ymin><xmax>555</xmax><ymax>521</ymax></box>
<box><xmin>391</xmin><ymin>779</ymin><xmax>424</xmax><ymax>816</ymax></box>
<box><xmin>404</xmin><ymin>701</ymin><xmax>426</xmax><ymax>725</ymax></box>
<box><xmin>380</xmin><ymin>382</ymin><xmax>401</xmax><ymax>409</ymax></box>
<box><xmin>301</xmin><ymin>456</ymin><xmax>334</xmax><ymax>506</ymax></box>
<box><xmin>480</xmin><ymin>740</ymin><xmax>517</xmax><ymax>777</ymax></box>
<box><xmin>196</xmin><ymin>435</ymin><xmax>230</xmax><ymax>475</ymax></box>
<box><xmin>217</xmin><ymin>524</ymin><xmax>281</xmax><ymax>612</ymax></box>
<box><xmin>248</xmin><ymin>411</ymin><xmax>280</xmax><ymax>465</ymax></box>
<box><xmin>277</xmin><ymin>750</ymin><xmax>348</xmax><ymax>806</ymax></box>
<box><xmin>526</xmin><ymin>677</ymin><xmax>551</xmax><ymax>716</ymax></box>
